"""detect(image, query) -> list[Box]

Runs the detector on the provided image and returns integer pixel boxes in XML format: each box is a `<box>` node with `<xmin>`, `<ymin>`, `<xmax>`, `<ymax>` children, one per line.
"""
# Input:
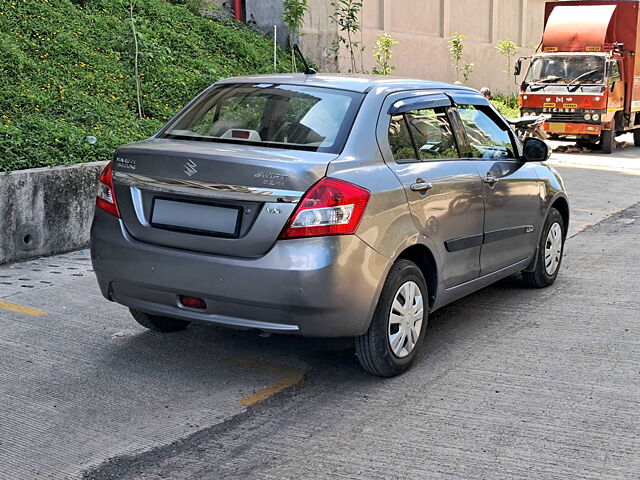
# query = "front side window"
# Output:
<box><xmin>457</xmin><ymin>105</ymin><xmax>515</xmax><ymax>160</ymax></box>
<box><xmin>388</xmin><ymin>107</ymin><xmax>459</xmax><ymax>162</ymax></box>
<box><xmin>161</xmin><ymin>84</ymin><xmax>363</xmax><ymax>153</ymax></box>
<box><xmin>610</xmin><ymin>61</ymin><xmax>621</xmax><ymax>83</ymax></box>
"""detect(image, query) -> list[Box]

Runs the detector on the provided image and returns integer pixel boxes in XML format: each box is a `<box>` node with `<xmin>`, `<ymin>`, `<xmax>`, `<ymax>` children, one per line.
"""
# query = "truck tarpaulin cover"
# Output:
<box><xmin>542</xmin><ymin>4</ymin><xmax>617</xmax><ymax>52</ymax></box>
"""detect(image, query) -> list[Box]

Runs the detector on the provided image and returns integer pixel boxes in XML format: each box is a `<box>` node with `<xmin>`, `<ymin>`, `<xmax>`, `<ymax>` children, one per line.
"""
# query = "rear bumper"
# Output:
<box><xmin>90</xmin><ymin>209</ymin><xmax>388</xmax><ymax>337</ymax></box>
<box><xmin>544</xmin><ymin>122</ymin><xmax>602</xmax><ymax>136</ymax></box>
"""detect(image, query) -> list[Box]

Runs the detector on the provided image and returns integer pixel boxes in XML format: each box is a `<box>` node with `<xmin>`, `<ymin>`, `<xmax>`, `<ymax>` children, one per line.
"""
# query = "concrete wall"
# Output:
<box><xmin>299</xmin><ymin>0</ymin><xmax>339</xmax><ymax>72</ymax></box>
<box><xmin>0</xmin><ymin>162</ymin><xmax>106</xmax><ymax>265</ymax></box>
<box><xmin>245</xmin><ymin>1</ymin><xmax>290</xmax><ymax>47</ymax></box>
<box><xmin>302</xmin><ymin>0</ymin><xmax>547</xmax><ymax>93</ymax></box>
<box><xmin>206</xmin><ymin>0</ymin><xmax>233</xmax><ymax>16</ymax></box>
<box><xmin>207</xmin><ymin>0</ymin><xmax>290</xmax><ymax>46</ymax></box>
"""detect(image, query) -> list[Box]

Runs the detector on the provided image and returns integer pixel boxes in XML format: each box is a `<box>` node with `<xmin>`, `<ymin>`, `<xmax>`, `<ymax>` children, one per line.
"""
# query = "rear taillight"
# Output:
<box><xmin>279</xmin><ymin>178</ymin><xmax>370</xmax><ymax>240</ymax></box>
<box><xmin>96</xmin><ymin>161</ymin><xmax>120</xmax><ymax>218</ymax></box>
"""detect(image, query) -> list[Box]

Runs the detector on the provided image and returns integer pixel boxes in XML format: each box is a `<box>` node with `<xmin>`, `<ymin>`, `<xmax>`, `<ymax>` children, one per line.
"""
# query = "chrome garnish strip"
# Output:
<box><xmin>130</xmin><ymin>188</ymin><xmax>151</xmax><ymax>227</ymax></box>
<box><xmin>113</xmin><ymin>171</ymin><xmax>303</xmax><ymax>203</ymax></box>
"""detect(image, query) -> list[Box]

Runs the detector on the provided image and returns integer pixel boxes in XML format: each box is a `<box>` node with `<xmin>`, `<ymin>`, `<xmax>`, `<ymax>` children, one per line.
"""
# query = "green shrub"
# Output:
<box><xmin>0</xmin><ymin>0</ymin><xmax>292</xmax><ymax>172</ymax></box>
<box><xmin>491</xmin><ymin>93</ymin><xmax>520</xmax><ymax>118</ymax></box>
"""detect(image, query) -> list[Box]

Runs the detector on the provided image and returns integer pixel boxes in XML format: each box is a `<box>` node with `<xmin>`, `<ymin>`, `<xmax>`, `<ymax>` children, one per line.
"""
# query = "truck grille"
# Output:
<box><xmin>548</xmin><ymin>112</ymin><xmax>583</xmax><ymax>122</ymax></box>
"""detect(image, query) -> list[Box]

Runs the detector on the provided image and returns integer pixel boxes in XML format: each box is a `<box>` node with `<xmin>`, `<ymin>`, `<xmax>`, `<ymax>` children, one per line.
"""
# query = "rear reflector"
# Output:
<box><xmin>179</xmin><ymin>296</ymin><xmax>207</xmax><ymax>310</ymax></box>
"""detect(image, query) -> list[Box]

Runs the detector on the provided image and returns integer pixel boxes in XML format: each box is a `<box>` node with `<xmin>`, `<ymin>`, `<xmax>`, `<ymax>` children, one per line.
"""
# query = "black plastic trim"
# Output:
<box><xmin>445</xmin><ymin>225</ymin><xmax>534</xmax><ymax>252</ymax></box>
<box><xmin>445</xmin><ymin>234</ymin><xmax>484</xmax><ymax>252</ymax></box>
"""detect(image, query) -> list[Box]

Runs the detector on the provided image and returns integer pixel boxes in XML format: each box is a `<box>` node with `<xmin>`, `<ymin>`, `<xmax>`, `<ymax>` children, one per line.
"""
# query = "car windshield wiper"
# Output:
<box><xmin>567</xmin><ymin>69</ymin><xmax>600</xmax><ymax>92</ymax></box>
<box><xmin>528</xmin><ymin>76</ymin><xmax>563</xmax><ymax>91</ymax></box>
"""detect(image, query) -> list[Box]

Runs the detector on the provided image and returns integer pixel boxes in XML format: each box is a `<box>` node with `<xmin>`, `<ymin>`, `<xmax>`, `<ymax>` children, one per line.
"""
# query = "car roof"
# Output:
<box><xmin>216</xmin><ymin>73</ymin><xmax>480</xmax><ymax>95</ymax></box>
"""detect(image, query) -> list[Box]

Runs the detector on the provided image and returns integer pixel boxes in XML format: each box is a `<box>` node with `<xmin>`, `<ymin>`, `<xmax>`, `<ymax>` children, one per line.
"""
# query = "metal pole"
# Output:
<box><xmin>274</xmin><ymin>25</ymin><xmax>277</xmax><ymax>71</ymax></box>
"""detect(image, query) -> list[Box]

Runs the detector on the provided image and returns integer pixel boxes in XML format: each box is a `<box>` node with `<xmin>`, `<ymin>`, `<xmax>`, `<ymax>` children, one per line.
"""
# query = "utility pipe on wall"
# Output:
<box><xmin>233</xmin><ymin>0</ymin><xmax>243</xmax><ymax>21</ymax></box>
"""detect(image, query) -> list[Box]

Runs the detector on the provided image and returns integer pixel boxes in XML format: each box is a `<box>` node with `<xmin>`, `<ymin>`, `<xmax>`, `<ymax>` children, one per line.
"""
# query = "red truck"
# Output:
<box><xmin>517</xmin><ymin>0</ymin><xmax>640</xmax><ymax>153</ymax></box>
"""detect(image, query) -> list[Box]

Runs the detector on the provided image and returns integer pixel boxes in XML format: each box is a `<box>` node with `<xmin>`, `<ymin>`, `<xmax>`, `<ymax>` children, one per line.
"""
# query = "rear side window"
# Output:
<box><xmin>457</xmin><ymin>104</ymin><xmax>515</xmax><ymax>159</ymax></box>
<box><xmin>162</xmin><ymin>84</ymin><xmax>363</xmax><ymax>153</ymax></box>
<box><xmin>388</xmin><ymin>107</ymin><xmax>459</xmax><ymax>162</ymax></box>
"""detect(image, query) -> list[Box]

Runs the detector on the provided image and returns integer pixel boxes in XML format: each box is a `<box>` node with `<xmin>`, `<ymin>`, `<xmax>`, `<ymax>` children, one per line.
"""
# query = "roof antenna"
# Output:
<box><xmin>294</xmin><ymin>44</ymin><xmax>317</xmax><ymax>75</ymax></box>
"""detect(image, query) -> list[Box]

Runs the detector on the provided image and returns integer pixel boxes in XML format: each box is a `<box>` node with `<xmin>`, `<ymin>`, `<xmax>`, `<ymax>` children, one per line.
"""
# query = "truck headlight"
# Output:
<box><xmin>592</xmin><ymin>113</ymin><xmax>600</xmax><ymax>121</ymax></box>
<box><xmin>583</xmin><ymin>113</ymin><xmax>592</xmax><ymax>121</ymax></box>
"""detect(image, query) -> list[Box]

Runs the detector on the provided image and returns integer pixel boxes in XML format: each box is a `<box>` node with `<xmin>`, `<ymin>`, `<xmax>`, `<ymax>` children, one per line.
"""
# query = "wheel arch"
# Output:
<box><xmin>396</xmin><ymin>244</ymin><xmax>438</xmax><ymax>310</ymax></box>
<box><xmin>550</xmin><ymin>195</ymin><xmax>570</xmax><ymax>238</ymax></box>
<box><xmin>524</xmin><ymin>194</ymin><xmax>569</xmax><ymax>273</ymax></box>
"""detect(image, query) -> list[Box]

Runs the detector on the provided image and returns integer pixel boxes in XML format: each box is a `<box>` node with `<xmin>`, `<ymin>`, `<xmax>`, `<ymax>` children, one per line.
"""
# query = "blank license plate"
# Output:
<box><xmin>151</xmin><ymin>198</ymin><xmax>240</xmax><ymax>236</ymax></box>
<box><xmin>548</xmin><ymin>123</ymin><xmax>566</xmax><ymax>133</ymax></box>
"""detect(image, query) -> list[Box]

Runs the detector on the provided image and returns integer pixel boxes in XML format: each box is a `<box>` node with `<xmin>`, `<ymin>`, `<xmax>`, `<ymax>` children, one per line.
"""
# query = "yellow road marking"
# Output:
<box><xmin>234</xmin><ymin>357</ymin><xmax>305</xmax><ymax>406</ymax></box>
<box><xmin>0</xmin><ymin>301</ymin><xmax>47</xmax><ymax>316</ymax></box>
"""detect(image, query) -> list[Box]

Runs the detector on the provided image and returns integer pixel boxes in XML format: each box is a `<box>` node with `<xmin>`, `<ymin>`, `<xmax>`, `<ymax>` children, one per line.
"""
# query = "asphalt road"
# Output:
<box><xmin>0</xmin><ymin>154</ymin><xmax>639</xmax><ymax>479</ymax></box>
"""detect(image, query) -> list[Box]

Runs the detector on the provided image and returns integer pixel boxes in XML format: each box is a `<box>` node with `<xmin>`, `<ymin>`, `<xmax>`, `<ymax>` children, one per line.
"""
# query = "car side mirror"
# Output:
<box><xmin>522</xmin><ymin>137</ymin><xmax>549</xmax><ymax>162</ymax></box>
<box><xmin>514</xmin><ymin>58</ymin><xmax>523</xmax><ymax>77</ymax></box>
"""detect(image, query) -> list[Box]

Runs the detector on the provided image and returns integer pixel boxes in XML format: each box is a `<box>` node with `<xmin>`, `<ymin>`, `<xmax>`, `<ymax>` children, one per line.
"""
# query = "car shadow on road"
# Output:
<box><xmin>94</xmin><ymin>273</ymin><xmax>535</xmax><ymax>393</ymax></box>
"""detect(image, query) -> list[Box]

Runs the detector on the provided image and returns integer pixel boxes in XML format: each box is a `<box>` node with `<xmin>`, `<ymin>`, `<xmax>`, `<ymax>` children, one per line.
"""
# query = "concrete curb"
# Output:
<box><xmin>0</xmin><ymin>161</ymin><xmax>108</xmax><ymax>265</ymax></box>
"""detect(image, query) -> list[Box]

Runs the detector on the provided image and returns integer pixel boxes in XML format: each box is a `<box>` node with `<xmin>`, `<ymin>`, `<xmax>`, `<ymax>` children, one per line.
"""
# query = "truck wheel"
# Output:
<box><xmin>355</xmin><ymin>260</ymin><xmax>428</xmax><ymax>377</ymax></box>
<box><xmin>600</xmin><ymin>129</ymin><xmax>615</xmax><ymax>154</ymax></box>
<box><xmin>634</xmin><ymin>130</ymin><xmax>640</xmax><ymax>147</ymax></box>
<box><xmin>130</xmin><ymin>308</ymin><xmax>190</xmax><ymax>332</ymax></box>
<box><xmin>523</xmin><ymin>208</ymin><xmax>565</xmax><ymax>288</ymax></box>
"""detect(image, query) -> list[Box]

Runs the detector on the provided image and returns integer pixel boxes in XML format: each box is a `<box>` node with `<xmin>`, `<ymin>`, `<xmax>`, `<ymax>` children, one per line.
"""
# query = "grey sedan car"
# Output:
<box><xmin>91</xmin><ymin>74</ymin><xmax>568</xmax><ymax>376</ymax></box>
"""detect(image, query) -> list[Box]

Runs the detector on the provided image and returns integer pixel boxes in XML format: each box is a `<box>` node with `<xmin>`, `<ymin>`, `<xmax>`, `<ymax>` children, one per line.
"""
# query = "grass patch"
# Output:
<box><xmin>0</xmin><ymin>0</ymin><xmax>292</xmax><ymax>172</ymax></box>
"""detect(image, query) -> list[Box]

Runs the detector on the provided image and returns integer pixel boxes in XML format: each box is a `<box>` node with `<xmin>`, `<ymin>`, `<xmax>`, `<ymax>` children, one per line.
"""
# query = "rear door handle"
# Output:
<box><xmin>483</xmin><ymin>175</ymin><xmax>499</xmax><ymax>185</ymax></box>
<box><xmin>410</xmin><ymin>180</ymin><xmax>434</xmax><ymax>192</ymax></box>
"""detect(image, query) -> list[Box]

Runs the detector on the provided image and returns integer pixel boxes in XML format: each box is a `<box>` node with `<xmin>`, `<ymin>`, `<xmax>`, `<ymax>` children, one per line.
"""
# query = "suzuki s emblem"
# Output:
<box><xmin>184</xmin><ymin>159</ymin><xmax>197</xmax><ymax>177</ymax></box>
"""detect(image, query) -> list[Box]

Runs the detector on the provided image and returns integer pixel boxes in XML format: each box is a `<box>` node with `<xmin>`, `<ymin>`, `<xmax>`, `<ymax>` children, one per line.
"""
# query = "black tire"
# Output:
<box><xmin>355</xmin><ymin>259</ymin><xmax>428</xmax><ymax>377</ymax></box>
<box><xmin>600</xmin><ymin>128</ymin><xmax>615</xmax><ymax>154</ymax></box>
<box><xmin>633</xmin><ymin>129</ymin><xmax>640</xmax><ymax>147</ymax></box>
<box><xmin>523</xmin><ymin>208</ymin><xmax>565</xmax><ymax>288</ymax></box>
<box><xmin>130</xmin><ymin>308</ymin><xmax>190</xmax><ymax>332</ymax></box>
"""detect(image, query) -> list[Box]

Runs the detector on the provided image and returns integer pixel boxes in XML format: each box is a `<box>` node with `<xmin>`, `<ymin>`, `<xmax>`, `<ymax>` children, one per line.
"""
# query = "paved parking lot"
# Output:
<box><xmin>1</xmin><ymin>155</ymin><xmax>639</xmax><ymax>479</ymax></box>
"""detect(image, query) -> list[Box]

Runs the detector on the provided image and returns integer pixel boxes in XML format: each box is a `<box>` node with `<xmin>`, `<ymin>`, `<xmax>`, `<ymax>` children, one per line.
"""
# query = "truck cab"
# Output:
<box><xmin>518</xmin><ymin>1</ymin><xmax>640</xmax><ymax>153</ymax></box>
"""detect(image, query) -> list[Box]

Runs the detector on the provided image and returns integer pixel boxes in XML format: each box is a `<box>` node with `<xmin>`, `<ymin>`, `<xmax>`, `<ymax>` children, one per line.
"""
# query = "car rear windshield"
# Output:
<box><xmin>160</xmin><ymin>84</ymin><xmax>363</xmax><ymax>153</ymax></box>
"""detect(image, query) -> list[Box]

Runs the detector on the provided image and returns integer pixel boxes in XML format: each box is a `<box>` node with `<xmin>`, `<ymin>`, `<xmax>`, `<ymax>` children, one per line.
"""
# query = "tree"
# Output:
<box><xmin>496</xmin><ymin>39</ymin><xmax>519</xmax><ymax>97</ymax></box>
<box><xmin>283</xmin><ymin>0</ymin><xmax>308</xmax><ymax>72</ymax></box>
<box><xmin>372</xmin><ymin>33</ymin><xmax>398</xmax><ymax>76</ymax></box>
<box><xmin>330</xmin><ymin>0</ymin><xmax>364</xmax><ymax>73</ymax></box>
<box><xmin>462</xmin><ymin>62</ymin><xmax>474</xmax><ymax>84</ymax></box>
<box><xmin>126</xmin><ymin>0</ymin><xmax>144</xmax><ymax>118</ymax></box>
<box><xmin>448</xmin><ymin>32</ymin><xmax>466</xmax><ymax>82</ymax></box>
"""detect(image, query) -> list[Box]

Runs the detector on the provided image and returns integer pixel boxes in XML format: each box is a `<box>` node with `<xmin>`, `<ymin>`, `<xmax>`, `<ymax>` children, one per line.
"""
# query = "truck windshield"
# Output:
<box><xmin>160</xmin><ymin>84</ymin><xmax>363</xmax><ymax>153</ymax></box>
<box><xmin>525</xmin><ymin>55</ymin><xmax>605</xmax><ymax>86</ymax></box>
